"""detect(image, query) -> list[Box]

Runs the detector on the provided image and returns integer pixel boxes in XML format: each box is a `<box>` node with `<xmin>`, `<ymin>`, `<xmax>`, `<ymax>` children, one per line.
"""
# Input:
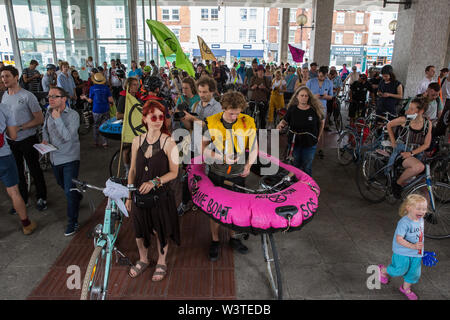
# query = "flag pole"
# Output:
<box><xmin>116</xmin><ymin>85</ymin><xmax>128</xmax><ymax>178</ymax></box>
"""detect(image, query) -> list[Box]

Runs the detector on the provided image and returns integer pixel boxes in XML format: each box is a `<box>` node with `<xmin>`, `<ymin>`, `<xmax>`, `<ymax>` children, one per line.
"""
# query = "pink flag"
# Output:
<box><xmin>288</xmin><ymin>44</ymin><xmax>305</xmax><ymax>63</ymax></box>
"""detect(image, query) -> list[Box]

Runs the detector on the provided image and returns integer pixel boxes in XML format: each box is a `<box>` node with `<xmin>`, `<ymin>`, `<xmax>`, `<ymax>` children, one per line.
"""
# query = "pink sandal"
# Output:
<box><xmin>399</xmin><ymin>285</ymin><xmax>418</xmax><ymax>300</ymax></box>
<box><xmin>378</xmin><ymin>265</ymin><xmax>389</xmax><ymax>284</ymax></box>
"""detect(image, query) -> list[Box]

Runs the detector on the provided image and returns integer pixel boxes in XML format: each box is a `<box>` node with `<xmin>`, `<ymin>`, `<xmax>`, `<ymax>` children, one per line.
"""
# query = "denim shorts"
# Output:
<box><xmin>386</xmin><ymin>253</ymin><xmax>422</xmax><ymax>284</ymax></box>
<box><xmin>0</xmin><ymin>154</ymin><xmax>20</xmax><ymax>188</ymax></box>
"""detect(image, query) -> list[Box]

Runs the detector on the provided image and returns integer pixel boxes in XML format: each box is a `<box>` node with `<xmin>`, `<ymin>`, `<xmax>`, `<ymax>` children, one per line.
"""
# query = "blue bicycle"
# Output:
<box><xmin>72</xmin><ymin>178</ymin><xmax>136</xmax><ymax>300</ymax></box>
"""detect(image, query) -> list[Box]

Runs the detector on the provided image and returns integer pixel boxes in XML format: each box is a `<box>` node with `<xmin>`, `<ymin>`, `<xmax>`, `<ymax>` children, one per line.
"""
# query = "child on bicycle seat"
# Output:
<box><xmin>378</xmin><ymin>194</ymin><xmax>426</xmax><ymax>300</ymax></box>
<box><xmin>386</xmin><ymin>97</ymin><xmax>432</xmax><ymax>198</ymax></box>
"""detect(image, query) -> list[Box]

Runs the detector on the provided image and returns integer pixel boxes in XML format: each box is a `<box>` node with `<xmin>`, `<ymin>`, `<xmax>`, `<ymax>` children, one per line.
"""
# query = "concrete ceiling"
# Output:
<box><xmin>157</xmin><ymin>0</ymin><xmax>399</xmax><ymax>12</ymax></box>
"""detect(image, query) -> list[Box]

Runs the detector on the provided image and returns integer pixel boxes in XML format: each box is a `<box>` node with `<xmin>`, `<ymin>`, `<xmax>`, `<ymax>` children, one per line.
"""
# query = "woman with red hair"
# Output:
<box><xmin>125</xmin><ymin>100</ymin><xmax>180</xmax><ymax>282</ymax></box>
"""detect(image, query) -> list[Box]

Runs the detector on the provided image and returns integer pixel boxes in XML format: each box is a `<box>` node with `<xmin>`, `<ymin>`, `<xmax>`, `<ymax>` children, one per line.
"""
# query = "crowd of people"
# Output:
<box><xmin>1</xmin><ymin>55</ymin><xmax>449</xmax><ymax>297</ymax></box>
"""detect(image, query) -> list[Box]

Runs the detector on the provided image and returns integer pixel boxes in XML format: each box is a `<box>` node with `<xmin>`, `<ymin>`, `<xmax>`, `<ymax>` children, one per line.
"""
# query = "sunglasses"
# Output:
<box><xmin>149</xmin><ymin>114</ymin><xmax>165</xmax><ymax>122</ymax></box>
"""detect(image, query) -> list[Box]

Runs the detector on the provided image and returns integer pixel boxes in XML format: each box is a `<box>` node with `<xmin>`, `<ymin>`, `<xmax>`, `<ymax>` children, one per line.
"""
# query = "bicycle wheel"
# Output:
<box><xmin>81</xmin><ymin>245</ymin><xmax>107</xmax><ymax>300</ymax></box>
<box><xmin>406</xmin><ymin>182</ymin><xmax>450</xmax><ymax>239</ymax></box>
<box><xmin>109</xmin><ymin>149</ymin><xmax>127</xmax><ymax>179</ymax></box>
<box><xmin>355</xmin><ymin>152</ymin><xmax>388</xmax><ymax>203</ymax></box>
<box><xmin>337</xmin><ymin>130</ymin><xmax>356</xmax><ymax>166</ymax></box>
<box><xmin>333</xmin><ymin>111</ymin><xmax>343</xmax><ymax>134</ymax></box>
<box><xmin>261</xmin><ymin>233</ymin><xmax>283</xmax><ymax>300</ymax></box>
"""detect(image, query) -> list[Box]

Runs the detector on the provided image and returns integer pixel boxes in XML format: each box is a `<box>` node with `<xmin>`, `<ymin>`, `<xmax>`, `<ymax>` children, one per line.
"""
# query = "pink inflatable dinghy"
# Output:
<box><xmin>186</xmin><ymin>151</ymin><xmax>320</xmax><ymax>234</ymax></box>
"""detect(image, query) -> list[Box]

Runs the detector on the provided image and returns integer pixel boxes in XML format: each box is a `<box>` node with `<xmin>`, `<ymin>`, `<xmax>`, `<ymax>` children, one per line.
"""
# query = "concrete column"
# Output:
<box><xmin>278</xmin><ymin>8</ymin><xmax>290</xmax><ymax>64</ymax></box>
<box><xmin>128</xmin><ymin>0</ymin><xmax>138</xmax><ymax>62</ymax></box>
<box><xmin>309</xmin><ymin>0</ymin><xmax>334</xmax><ymax>66</ymax></box>
<box><xmin>391</xmin><ymin>0</ymin><xmax>450</xmax><ymax>97</ymax></box>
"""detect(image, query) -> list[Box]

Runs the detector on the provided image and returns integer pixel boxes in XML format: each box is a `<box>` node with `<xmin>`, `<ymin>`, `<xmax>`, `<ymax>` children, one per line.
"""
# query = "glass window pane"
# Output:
<box><xmin>172</xmin><ymin>9</ymin><xmax>179</xmax><ymax>20</ymax></box>
<box><xmin>201</xmin><ymin>8</ymin><xmax>208</xmax><ymax>20</ymax></box>
<box><xmin>98</xmin><ymin>40</ymin><xmax>131</xmax><ymax>69</ymax></box>
<box><xmin>240</xmin><ymin>9</ymin><xmax>247</xmax><ymax>21</ymax></box>
<box><xmin>55</xmin><ymin>40</ymin><xmax>94</xmax><ymax>78</ymax></box>
<box><xmin>95</xmin><ymin>0</ymin><xmax>129</xmax><ymax>39</ymax></box>
<box><xmin>136</xmin><ymin>0</ymin><xmax>144</xmax><ymax>40</ymax></box>
<box><xmin>13</xmin><ymin>0</ymin><xmax>51</xmax><ymax>39</ymax></box>
<box><xmin>138</xmin><ymin>40</ymin><xmax>145</xmax><ymax>64</ymax></box>
<box><xmin>162</xmin><ymin>9</ymin><xmax>169</xmax><ymax>20</ymax></box>
<box><xmin>51</xmin><ymin>0</ymin><xmax>93</xmax><ymax>40</ymax></box>
<box><xmin>19</xmin><ymin>40</ymin><xmax>53</xmax><ymax>72</ymax></box>
<box><xmin>211</xmin><ymin>8</ymin><xmax>218</xmax><ymax>20</ymax></box>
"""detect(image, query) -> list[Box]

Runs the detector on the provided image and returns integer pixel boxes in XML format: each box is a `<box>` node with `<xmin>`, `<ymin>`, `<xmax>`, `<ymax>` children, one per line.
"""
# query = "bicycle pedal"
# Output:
<box><xmin>118</xmin><ymin>257</ymin><xmax>132</xmax><ymax>266</ymax></box>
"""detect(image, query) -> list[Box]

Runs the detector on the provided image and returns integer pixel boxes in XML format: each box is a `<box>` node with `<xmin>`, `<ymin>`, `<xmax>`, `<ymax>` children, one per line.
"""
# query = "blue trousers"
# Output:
<box><xmin>292</xmin><ymin>144</ymin><xmax>317</xmax><ymax>176</ymax></box>
<box><xmin>52</xmin><ymin>160</ymin><xmax>81</xmax><ymax>226</ymax></box>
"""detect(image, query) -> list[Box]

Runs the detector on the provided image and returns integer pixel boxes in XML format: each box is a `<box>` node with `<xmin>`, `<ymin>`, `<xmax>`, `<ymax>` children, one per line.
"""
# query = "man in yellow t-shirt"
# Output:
<box><xmin>202</xmin><ymin>91</ymin><xmax>258</xmax><ymax>261</ymax></box>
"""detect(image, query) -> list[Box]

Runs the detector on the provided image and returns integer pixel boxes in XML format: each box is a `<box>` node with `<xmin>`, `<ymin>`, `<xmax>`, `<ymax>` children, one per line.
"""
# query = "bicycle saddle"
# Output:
<box><xmin>275</xmin><ymin>205</ymin><xmax>298</xmax><ymax>220</ymax></box>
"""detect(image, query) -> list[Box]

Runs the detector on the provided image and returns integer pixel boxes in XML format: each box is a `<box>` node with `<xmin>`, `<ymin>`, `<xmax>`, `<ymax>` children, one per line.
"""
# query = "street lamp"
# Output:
<box><xmin>296</xmin><ymin>13</ymin><xmax>314</xmax><ymax>50</ymax></box>
<box><xmin>388</xmin><ymin>20</ymin><xmax>397</xmax><ymax>34</ymax></box>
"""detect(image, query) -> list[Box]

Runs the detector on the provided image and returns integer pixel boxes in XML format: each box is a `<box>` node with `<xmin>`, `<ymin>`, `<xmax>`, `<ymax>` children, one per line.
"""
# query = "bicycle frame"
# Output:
<box><xmin>88</xmin><ymin>199</ymin><xmax>122</xmax><ymax>300</ymax></box>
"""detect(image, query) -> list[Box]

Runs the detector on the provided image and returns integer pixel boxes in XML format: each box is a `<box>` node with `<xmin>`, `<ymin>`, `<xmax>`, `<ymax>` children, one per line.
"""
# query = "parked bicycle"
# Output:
<box><xmin>355</xmin><ymin>140</ymin><xmax>450</xmax><ymax>239</ymax></box>
<box><xmin>244</xmin><ymin>100</ymin><xmax>264</xmax><ymax>129</ymax></box>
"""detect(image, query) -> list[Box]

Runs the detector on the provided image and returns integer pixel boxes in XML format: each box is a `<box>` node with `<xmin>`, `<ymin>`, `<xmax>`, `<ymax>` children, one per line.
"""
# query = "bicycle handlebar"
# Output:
<box><xmin>223</xmin><ymin>171</ymin><xmax>295</xmax><ymax>193</ymax></box>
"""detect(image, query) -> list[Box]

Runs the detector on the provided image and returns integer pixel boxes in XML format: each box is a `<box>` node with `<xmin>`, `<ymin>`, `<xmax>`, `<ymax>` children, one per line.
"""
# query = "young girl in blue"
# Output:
<box><xmin>378</xmin><ymin>194</ymin><xmax>426</xmax><ymax>300</ymax></box>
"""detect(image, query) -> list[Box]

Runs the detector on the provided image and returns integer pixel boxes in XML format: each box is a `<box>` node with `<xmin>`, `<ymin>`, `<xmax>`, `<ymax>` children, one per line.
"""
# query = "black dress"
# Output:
<box><xmin>131</xmin><ymin>133</ymin><xmax>180</xmax><ymax>253</ymax></box>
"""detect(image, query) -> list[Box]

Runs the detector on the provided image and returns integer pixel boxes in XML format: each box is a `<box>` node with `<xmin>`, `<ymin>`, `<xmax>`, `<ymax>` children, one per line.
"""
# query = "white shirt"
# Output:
<box><xmin>417</xmin><ymin>77</ymin><xmax>434</xmax><ymax>95</ymax></box>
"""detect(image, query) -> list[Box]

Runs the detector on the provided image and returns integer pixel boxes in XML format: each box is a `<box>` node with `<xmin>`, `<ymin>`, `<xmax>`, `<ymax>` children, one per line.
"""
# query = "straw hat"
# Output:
<box><xmin>92</xmin><ymin>72</ymin><xmax>106</xmax><ymax>84</ymax></box>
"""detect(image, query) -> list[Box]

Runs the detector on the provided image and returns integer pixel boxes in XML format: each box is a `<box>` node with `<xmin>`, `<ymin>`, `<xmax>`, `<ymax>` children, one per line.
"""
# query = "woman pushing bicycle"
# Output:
<box><xmin>277</xmin><ymin>86</ymin><xmax>324</xmax><ymax>176</ymax></box>
<box><xmin>386</xmin><ymin>97</ymin><xmax>432</xmax><ymax>198</ymax></box>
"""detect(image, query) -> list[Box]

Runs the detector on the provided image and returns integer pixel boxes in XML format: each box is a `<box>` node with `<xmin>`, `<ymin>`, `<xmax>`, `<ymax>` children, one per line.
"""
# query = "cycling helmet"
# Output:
<box><xmin>144</xmin><ymin>76</ymin><xmax>162</xmax><ymax>92</ymax></box>
<box><xmin>46</xmin><ymin>64</ymin><xmax>56</xmax><ymax>70</ymax></box>
<box><xmin>91</xmin><ymin>68</ymin><xmax>98</xmax><ymax>74</ymax></box>
<box><xmin>116</xmin><ymin>69</ymin><xmax>126</xmax><ymax>79</ymax></box>
<box><xmin>97</xmin><ymin>66</ymin><xmax>104</xmax><ymax>72</ymax></box>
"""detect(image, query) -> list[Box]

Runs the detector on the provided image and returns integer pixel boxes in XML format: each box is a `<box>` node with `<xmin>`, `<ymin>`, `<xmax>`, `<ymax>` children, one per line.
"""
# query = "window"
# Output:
<box><xmin>336</xmin><ymin>12</ymin><xmax>345</xmax><ymax>24</ymax></box>
<box><xmin>115</xmin><ymin>18</ymin><xmax>123</xmax><ymax>29</ymax></box>
<box><xmin>240</xmin><ymin>9</ymin><xmax>247</xmax><ymax>21</ymax></box>
<box><xmin>389</xmin><ymin>39</ymin><xmax>394</xmax><ymax>45</ymax></box>
<box><xmin>372</xmin><ymin>34</ymin><xmax>381</xmax><ymax>45</ymax></box>
<box><xmin>201</xmin><ymin>28</ymin><xmax>208</xmax><ymax>40</ymax></box>
<box><xmin>249</xmin><ymin>29</ymin><xmax>256</xmax><ymax>42</ymax></box>
<box><xmin>250</xmin><ymin>8</ymin><xmax>257</xmax><ymax>20</ymax></box>
<box><xmin>374</xmin><ymin>19</ymin><xmax>382</xmax><ymax>25</ymax></box>
<box><xmin>335</xmin><ymin>32</ymin><xmax>343</xmax><ymax>44</ymax></box>
<box><xmin>162</xmin><ymin>9</ymin><xmax>170</xmax><ymax>20</ymax></box>
<box><xmin>289</xmin><ymin>30</ymin><xmax>295</xmax><ymax>43</ymax></box>
<box><xmin>211</xmin><ymin>8</ymin><xmax>218</xmax><ymax>20</ymax></box>
<box><xmin>239</xmin><ymin>29</ymin><xmax>247</xmax><ymax>42</ymax></box>
<box><xmin>356</xmin><ymin>12</ymin><xmax>364</xmax><ymax>24</ymax></box>
<box><xmin>290</xmin><ymin>10</ymin><xmax>297</xmax><ymax>22</ymax></box>
<box><xmin>114</xmin><ymin>6</ymin><xmax>123</xmax><ymax>12</ymax></box>
<box><xmin>210</xmin><ymin>28</ymin><xmax>219</xmax><ymax>41</ymax></box>
<box><xmin>201</xmin><ymin>8</ymin><xmax>208</xmax><ymax>20</ymax></box>
<box><xmin>353</xmin><ymin>33</ymin><xmax>362</xmax><ymax>44</ymax></box>
<box><xmin>171</xmin><ymin>29</ymin><xmax>180</xmax><ymax>41</ymax></box>
<box><xmin>172</xmin><ymin>9</ymin><xmax>179</xmax><ymax>21</ymax></box>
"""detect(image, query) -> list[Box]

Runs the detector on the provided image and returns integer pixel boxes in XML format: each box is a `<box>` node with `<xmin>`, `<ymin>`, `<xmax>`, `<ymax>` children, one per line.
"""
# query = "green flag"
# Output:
<box><xmin>146</xmin><ymin>19</ymin><xmax>195</xmax><ymax>77</ymax></box>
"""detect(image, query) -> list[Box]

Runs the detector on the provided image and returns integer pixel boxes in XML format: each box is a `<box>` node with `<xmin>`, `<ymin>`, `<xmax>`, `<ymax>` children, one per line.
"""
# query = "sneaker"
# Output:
<box><xmin>209</xmin><ymin>240</ymin><xmax>220</xmax><ymax>261</ymax></box>
<box><xmin>23</xmin><ymin>220</ymin><xmax>37</xmax><ymax>235</ymax></box>
<box><xmin>36</xmin><ymin>198</ymin><xmax>47</xmax><ymax>211</ymax></box>
<box><xmin>64</xmin><ymin>224</ymin><xmax>78</xmax><ymax>237</ymax></box>
<box><xmin>229</xmin><ymin>238</ymin><xmax>249</xmax><ymax>254</ymax></box>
